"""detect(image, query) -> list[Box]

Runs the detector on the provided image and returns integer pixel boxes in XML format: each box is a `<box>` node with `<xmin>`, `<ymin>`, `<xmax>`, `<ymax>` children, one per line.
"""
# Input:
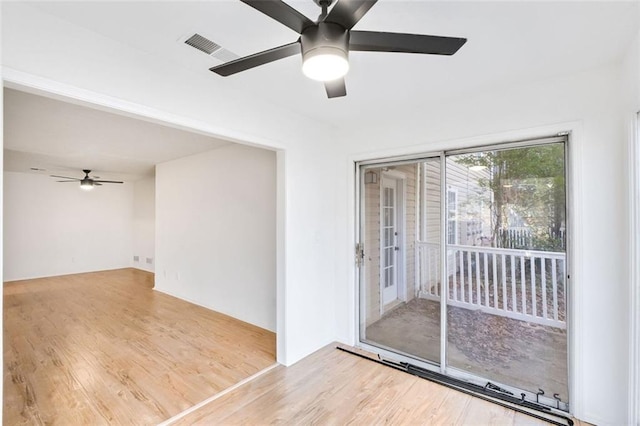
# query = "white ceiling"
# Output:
<box><xmin>3</xmin><ymin>88</ymin><xmax>232</xmax><ymax>181</ymax></box>
<box><xmin>27</xmin><ymin>0</ymin><xmax>640</xmax><ymax>127</ymax></box>
<box><xmin>4</xmin><ymin>1</ymin><xmax>639</xmax><ymax>179</ymax></box>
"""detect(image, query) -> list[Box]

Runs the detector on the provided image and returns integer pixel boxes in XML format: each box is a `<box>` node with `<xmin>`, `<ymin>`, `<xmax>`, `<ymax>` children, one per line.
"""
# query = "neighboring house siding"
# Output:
<box><xmin>424</xmin><ymin>159</ymin><xmax>490</xmax><ymax>247</ymax></box>
<box><xmin>423</xmin><ymin>160</ymin><xmax>441</xmax><ymax>244</ymax></box>
<box><xmin>364</xmin><ymin>174</ymin><xmax>381</xmax><ymax>325</ymax></box>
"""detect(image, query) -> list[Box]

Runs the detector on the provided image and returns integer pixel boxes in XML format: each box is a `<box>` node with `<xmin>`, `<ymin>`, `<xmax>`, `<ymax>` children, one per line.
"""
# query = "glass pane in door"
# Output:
<box><xmin>360</xmin><ymin>159</ymin><xmax>441</xmax><ymax>365</ymax></box>
<box><xmin>445</xmin><ymin>143</ymin><xmax>568</xmax><ymax>404</ymax></box>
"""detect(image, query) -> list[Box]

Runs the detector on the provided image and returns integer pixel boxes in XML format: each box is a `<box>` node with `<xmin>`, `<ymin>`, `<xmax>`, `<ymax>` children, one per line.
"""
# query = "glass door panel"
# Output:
<box><xmin>359</xmin><ymin>159</ymin><xmax>441</xmax><ymax>365</ymax></box>
<box><xmin>445</xmin><ymin>143</ymin><xmax>568</xmax><ymax>403</ymax></box>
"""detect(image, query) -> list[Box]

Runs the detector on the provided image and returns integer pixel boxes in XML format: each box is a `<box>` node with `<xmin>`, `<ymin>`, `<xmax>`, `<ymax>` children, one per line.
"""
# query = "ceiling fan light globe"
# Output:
<box><xmin>80</xmin><ymin>180</ymin><xmax>94</xmax><ymax>191</ymax></box>
<box><xmin>302</xmin><ymin>48</ymin><xmax>349</xmax><ymax>82</ymax></box>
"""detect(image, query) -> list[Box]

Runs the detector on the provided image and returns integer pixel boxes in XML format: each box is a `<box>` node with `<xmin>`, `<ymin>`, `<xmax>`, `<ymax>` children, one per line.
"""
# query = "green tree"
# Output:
<box><xmin>455</xmin><ymin>144</ymin><xmax>565</xmax><ymax>250</ymax></box>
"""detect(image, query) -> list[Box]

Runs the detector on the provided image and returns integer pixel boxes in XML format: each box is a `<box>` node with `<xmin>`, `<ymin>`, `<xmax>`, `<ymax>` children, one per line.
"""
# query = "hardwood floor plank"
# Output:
<box><xmin>174</xmin><ymin>345</ymin><xmax>579</xmax><ymax>426</ymax></box>
<box><xmin>4</xmin><ymin>268</ymin><xmax>276</xmax><ymax>424</ymax></box>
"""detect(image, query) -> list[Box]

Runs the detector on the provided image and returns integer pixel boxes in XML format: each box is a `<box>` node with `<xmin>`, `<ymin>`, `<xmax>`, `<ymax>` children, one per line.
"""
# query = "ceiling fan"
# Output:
<box><xmin>51</xmin><ymin>170</ymin><xmax>123</xmax><ymax>191</ymax></box>
<box><xmin>210</xmin><ymin>0</ymin><xmax>467</xmax><ymax>98</ymax></box>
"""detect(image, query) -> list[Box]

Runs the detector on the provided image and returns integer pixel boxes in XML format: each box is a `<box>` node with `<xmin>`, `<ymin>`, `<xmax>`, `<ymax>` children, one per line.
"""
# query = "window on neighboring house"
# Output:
<box><xmin>447</xmin><ymin>189</ymin><xmax>458</xmax><ymax>244</ymax></box>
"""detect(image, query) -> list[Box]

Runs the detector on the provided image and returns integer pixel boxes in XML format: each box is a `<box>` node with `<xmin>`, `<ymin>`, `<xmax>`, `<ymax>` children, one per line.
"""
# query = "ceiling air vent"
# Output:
<box><xmin>185</xmin><ymin>33</ymin><xmax>221</xmax><ymax>55</ymax></box>
<box><xmin>184</xmin><ymin>33</ymin><xmax>240</xmax><ymax>63</ymax></box>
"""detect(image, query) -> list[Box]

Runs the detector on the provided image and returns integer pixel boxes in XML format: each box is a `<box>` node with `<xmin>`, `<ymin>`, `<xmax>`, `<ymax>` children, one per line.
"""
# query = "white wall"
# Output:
<box><xmin>3</xmin><ymin>172</ymin><xmax>134</xmax><ymax>281</ymax></box>
<box><xmin>622</xmin><ymin>25</ymin><xmax>640</xmax><ymax>426</ymax></box>
<box><xmin>132</xmin><ymin>176</ymin><xmax>155</xmax><ymax>272</ymax></box>
<box><xmin>155</xmin><ymin>144</ymin><xmax>277</xmax><ymax>332</ymax></box>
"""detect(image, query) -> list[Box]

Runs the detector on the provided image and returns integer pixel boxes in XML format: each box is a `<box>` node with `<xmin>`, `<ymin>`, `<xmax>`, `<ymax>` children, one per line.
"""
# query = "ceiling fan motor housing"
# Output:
<box><xmin>301</xmin><ymin>22</ymin><xmax>349</xmax><ymax>80</ymax></box>
<box><xmin>301</xmin><ymin>22</ymin><xmax>349</xmax><ymax>59</ymax></box>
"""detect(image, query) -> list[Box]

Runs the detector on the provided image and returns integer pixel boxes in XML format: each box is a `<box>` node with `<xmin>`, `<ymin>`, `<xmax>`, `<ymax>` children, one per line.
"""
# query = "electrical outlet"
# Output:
<box><xmin>146</xmin><ymin>257</ymin><xmax>153</xmax><ymax>264</ymax></box>
<box><xmin>133</xmin><ymin>255</ymin><xmax>139</xmax><ymax>262</ymax></box>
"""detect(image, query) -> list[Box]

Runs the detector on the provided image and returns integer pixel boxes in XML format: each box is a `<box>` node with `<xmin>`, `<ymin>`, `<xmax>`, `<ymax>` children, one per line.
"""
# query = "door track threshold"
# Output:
<box><xmin>336</xmin><ymin>346</ymin><xmax>573</xmax><ymax>426</ymax></box>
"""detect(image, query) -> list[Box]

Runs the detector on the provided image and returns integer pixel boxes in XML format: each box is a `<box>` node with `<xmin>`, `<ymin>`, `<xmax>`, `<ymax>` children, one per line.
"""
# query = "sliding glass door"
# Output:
<box><xmin>358</xmin><ymin>137</ymin><xmax>569</xmax><ymax>411</ymax></box>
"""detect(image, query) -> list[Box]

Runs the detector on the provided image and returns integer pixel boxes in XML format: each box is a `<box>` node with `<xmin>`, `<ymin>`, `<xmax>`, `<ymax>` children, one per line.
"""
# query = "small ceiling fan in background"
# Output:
<box><xmin>51</xmin><ymin>170</ymin><xmax>123</xmax><ymax>191</ymax></box>
<box><xmin>210</xmin><ymin>0</ymin><xmax>467</xmax><ymax>98</ymax></box>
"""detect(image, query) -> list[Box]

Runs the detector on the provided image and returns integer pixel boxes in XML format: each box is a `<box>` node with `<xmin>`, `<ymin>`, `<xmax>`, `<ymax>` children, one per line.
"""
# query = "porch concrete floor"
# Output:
<box><xmin>365</xmin><ymin>298</ymin><xmax>568</xmax><ymax>401</ymax></box>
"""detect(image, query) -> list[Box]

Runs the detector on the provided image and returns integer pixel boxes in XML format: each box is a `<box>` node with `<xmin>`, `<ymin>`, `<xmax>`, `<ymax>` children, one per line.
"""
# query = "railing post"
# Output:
<box><xmin>492</xmin><ymin>252</ymin><xmax>498</xmax><ymax>308</ymax></box>
<box><xmin>501</xmin><ymin>253</ymin><xmax>507</xmax><ymax>310</ymax></box>
<box><xmin>531</xmin><ymin>255</ymin><xmax>537</xmax><ymax>317</ymax></box>
<box><xmin>552</xmin><ymin>258</ymin><xmax>559</xmax><ymax>321</ymax></box>
<box><xmin>520</xmin><ymin>255</ymin><xmax>526</xmax><ymax>315</ymax></box>
<box><xmin>475</xmin><ymin>251</ymin><xmax>481</xmax><ymax>305</ymax></box>
<box><xmin>467</xmin><ymin>250</ymin><xmax>473</xmax><ymax>304</ymax></box>
<box><xmin>459</xmin><ymin>250</ymin><xmax>465</xmax><ymax>303</ymax></box>
<box><xmin>541</xmin><ymin>258</ymin><xmax>548</xmax><ymax>319</ymax></box>
<box><xmin>451</xmin><ymin>247</ymin><xmax>457</xmax><ymax>302</ymax></box>
<box><xmin>483</xmin><ymin>253</ymin><xmax>489</xmax><ymax>307</ymax></box>
<box><xmin>510</xmin><ymin>254</ymin><xmax>516</xmax><ymax>312</ymax></box>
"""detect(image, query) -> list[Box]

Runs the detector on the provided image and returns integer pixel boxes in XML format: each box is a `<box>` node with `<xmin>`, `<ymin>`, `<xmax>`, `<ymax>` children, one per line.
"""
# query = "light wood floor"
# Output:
<box><xmin>172</xmin><ymin>344</ymin><xmax>587</xmax><ymax>426</ymax></box>
<box><xmin>5</xmin><ymin>269</ymin><xmax>590</xmax><ymax>425</ymax></box>
<box><xmin>3</xmin><ymin>268</ymin><xmax>276</xmax><ymax>425</ymax></box>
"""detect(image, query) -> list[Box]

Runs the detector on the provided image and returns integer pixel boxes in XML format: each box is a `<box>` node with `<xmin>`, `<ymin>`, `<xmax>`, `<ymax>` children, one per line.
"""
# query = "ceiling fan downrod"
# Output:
<box><xmin>315</xmin><ymin>0</ymin><xmax>333</xmax><ymax>20</ymax></box>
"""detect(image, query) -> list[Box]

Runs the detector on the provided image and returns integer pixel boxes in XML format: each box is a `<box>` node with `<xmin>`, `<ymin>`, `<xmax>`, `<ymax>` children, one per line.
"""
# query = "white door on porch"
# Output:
<box><xmin>381</xmin><ymin>176</ymin><xmax>400</xmax><ymax>306</ymax></box>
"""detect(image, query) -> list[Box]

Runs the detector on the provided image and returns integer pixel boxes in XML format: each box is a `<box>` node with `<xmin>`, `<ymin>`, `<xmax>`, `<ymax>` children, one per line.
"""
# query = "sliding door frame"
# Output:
<box><xmin>629</xmin><ymin>111</ymin><xmax>640</xmax><ymax>425</ymax></box>
<box><xmin>355</xmin><ymin>133</ymin><xmax>573</xmax><ymax>414</ymax></box>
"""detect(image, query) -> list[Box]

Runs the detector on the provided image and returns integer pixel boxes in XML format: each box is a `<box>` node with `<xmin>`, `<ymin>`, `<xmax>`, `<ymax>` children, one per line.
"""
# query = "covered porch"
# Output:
<box><xmin>364</xmin><ymin>243</ymin><xmax>568</xmax><ymax>403</ymax></box>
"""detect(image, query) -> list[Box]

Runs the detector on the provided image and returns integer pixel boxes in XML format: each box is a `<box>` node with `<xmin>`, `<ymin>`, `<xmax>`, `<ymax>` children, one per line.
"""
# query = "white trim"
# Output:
<box><xmin>415</xmin><ymin>163</ymin><xmax>422</xmax><ymax>296</ymax></box>
<box><xmin>379</xmin><ymin>172</ymin><xmax>407</xmax><ymax>312</ymax></box>
<box><xmin>565</xmin><ymin>126</ymin><xmax>584</xmax><ymax>420</ymax></box>
<box><xmin>446</xmin><ymin>187</ymin><xmax>459</xmax><ymax>245</ymax></box>
<box><xmin>355</xmin><ymin>165</ymin><xmax>364</xmax><ymax>342</ymax></box>
<box><xmin>2</xmin><ymin>68</ymin><xmax>289</xmax><ymax>365</ymax></box>
<box><xmin>379</xmin><ymin>175</ymin><xmax>394</xmax><ymax>312</ymax></box>
<box><xmin>276</xmin><ymin>150</ymin><xmax>287</xmax><ymax>365</ymax></box>
<box><xmin>630</xmin><ymin>110</ymin><xmax>640</xmax><ymax>426</ymax></box>
<box><xmin>157</xmin><ymin>363</ymin><xmax>279</xmax><ymax>426</ymax></box>
<box><xmin>440</xmin><ymin>153</ymin><xmax>448</xmax><ymax>375</ymax></box>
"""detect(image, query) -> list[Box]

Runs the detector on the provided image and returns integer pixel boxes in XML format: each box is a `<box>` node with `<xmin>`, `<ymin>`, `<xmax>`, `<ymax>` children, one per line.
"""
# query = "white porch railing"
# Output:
<box><xmin>417</xmin><ymin>242</ymin><xmax>566</xmax><ymax>329</ymax></box>
<box><xmin>498</xmin><ymin>227</ymin><xmax>532</xmax><ymax>248</ymax></box>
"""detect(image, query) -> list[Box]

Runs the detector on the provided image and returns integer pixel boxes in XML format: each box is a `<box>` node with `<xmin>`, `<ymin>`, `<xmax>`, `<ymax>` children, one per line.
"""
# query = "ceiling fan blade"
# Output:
<box><xmin>94</xmin><ymin>183</ymin><xmax>103</xmax><ymax>186</ymax></box>
<box><xmin>350</xmin><ymin>31</ymin><xmax>467</xmax><ymax>55</ymax></box>
<box><xmin>210</xmin><ymin>41</ymin><xmax>300</xmax><ymax>76</ymax></box>
<box><xmin>51</xmin><ymin>174</ymin><xmax>80</xmax><ymax>180</ymax></box>
<box><xmin>240</xmin><ymin>0</ymin><xmax>314</xmax><ymax>34</ymax></box>
<box><xmin>93</xmin><ymin>180</ymin><xmax>123</xmax><ymax>184</ymax></box>
<box><xmin>56</xmin><ymin>180</ymin><xmax>78</xmax><ymax>183</ymax></box>
<box><xmin>324</xmin><ymin>0</ymin><xmax>378</xmax><ymax>30</ymax></box>
<box><xmin>325</xmin><ymin>78</ymin><xmax>347</xmax><ymax>98</ymax></box>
